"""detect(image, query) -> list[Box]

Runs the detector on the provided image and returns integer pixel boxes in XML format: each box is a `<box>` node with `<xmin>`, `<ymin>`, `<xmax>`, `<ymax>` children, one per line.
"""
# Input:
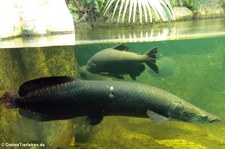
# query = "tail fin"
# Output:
<box><xmin>145</xmin><ymin>47</ymin><xmax>159</xmax><ymax>73</ymax></box>
<box><xmin>1</xmin><ymin>90</ymin><xmax>17</xmax><ymax>109</ymax></box>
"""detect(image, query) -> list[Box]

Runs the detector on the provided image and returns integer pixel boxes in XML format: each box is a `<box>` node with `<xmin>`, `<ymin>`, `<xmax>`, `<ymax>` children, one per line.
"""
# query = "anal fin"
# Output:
<box><xmin>19</xmin><ymin>109</ymin><xmax>50</xmax><ymax>121</ymax></box>
<box><xmin>146</xmin><ymin>62</ymin><xmax>159</xmax><ymax>73</ymax></box>
<box><xmin>19</xmin><ymin>109</ymin><xmax>72</xmax><ymax>122</ymax></box>
<box><xmin>129</xmin><ymin>64</ymin><xmax>145</xmax><ymax>80</ymax></box>
<box><xmin>129</xmin><ymin>74</ymin><xmax>136</xmax><ymax>81</ymax></box>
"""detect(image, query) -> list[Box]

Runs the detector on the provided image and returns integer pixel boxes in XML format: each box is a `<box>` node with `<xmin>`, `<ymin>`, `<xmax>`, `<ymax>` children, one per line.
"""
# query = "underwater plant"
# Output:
<box><xmin>103</xmin><ymin>0</ymin><xmax>175</xmax><ymax>23</ymax></box>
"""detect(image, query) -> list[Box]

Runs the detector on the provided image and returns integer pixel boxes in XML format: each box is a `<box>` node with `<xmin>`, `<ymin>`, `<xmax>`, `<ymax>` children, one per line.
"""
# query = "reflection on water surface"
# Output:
<box><xmin>1</xmin><ymin>18</ymin><xmax>225</xmax><ymax>48</ymax></box>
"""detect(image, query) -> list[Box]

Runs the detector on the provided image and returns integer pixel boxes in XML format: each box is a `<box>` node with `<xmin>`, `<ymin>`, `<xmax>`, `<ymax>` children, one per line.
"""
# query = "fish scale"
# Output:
<box><xmin>86</xmin><ymin>44</ymin><xmax>158</xmax><ymax>80</ymax></box>
<box><xmin>1</xmin><ymin>77</ymin><xmax>220</xmax><ymax>124</ymax></box>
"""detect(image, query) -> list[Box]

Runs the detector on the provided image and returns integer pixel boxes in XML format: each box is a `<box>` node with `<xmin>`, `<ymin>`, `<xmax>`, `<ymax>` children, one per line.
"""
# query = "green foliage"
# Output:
<box><xmin>183</xmin><ymin>0</ymin><xmax>208</xmax><ymax>10</ymax></box>
<box><xmin>66</xmin><ymin>0</ymin><xmax>210</xmax><ymax>24</ymax></box>
<box><xmin>172</xmin><ymin>0</ymin><xmax>208</xmax><ymax>10</ymax></box>
<box><xmin>66</xmin><ymin>0</ymin><xmax>106</xmax><ymax>22</ymax></box>
<box><xmin>67</xmin><ymin>3</ymin><xmax>79</xmax><ymax>20</ymax></box>
<box><xmin>84</xmin><ymin>0</ymin><xmax>106</xmax><ymax>13</ymax></box>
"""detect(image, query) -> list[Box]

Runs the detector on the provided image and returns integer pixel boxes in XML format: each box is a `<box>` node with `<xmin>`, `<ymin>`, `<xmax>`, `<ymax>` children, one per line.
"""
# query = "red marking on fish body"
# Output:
<box><xmin>1</xmin><ymin>90</ymin><xmax>17</xmax><ymax>109</ymax></box>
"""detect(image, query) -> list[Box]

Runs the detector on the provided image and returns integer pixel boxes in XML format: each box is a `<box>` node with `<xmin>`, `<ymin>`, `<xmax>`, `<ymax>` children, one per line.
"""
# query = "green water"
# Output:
<box><xmin>76</xmin><ymin>37</ymin><xmax>225</xmax><ymax>149</ymax></box>
<box><xmin>0</xmin><ymin>36</ymin><xmax>225</xmax><ymax>149</ymax></box>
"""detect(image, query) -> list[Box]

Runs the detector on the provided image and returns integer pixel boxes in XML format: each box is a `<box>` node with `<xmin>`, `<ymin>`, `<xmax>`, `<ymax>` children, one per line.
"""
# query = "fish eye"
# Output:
<box><xmin>203</xmin><ymin>115</ymin><xmax>208</xmax><ymax>119</ymax></box>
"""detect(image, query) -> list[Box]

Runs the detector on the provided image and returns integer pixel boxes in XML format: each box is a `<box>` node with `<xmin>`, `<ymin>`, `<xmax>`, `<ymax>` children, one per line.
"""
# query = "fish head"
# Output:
<box><xmin>86</xmin><ymin>61</ymin><xmax>98</xmax><ymax>73</ymax></box>
<box><xmin>169</xmin><ymin>101</ymin><xmax>221</xmax><ymax>123</ymax></box>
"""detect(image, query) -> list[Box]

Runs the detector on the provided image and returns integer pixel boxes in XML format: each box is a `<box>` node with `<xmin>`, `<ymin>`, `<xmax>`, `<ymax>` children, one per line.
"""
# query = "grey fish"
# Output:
<box><xmin>1</xmin><ymin>76</ymin><xmax>220</xmax><ymax>125</ymax></box>
<box><xmin>86</xmin><ymin>44</ymin><xmax>159</xmax><ymax>80</ymax></box>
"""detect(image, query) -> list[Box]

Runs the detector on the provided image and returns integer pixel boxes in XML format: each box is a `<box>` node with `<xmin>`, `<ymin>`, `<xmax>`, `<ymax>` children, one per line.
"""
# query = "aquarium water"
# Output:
<box><xmin>0</xmin><ymin>18</ymin><xmax>225</xmax><ymax>149</ymax></box>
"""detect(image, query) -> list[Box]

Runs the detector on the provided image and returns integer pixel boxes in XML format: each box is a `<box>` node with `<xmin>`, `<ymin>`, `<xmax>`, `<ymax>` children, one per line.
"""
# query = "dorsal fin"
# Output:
<box><xmin>19</xmin><ymin>76</ymin><xmax>74</xmax><ymax>97</ymax></box>
<box><xmin>113</xmin><ymin>44</ymin><xmax>128</xmax><ymax>51</ymax></box>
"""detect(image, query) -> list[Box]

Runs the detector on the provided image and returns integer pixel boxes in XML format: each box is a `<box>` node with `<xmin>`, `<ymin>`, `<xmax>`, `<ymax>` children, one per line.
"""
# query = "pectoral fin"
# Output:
<box><xmin>146</xmin><ymin>110</ymin><xmax>169</xmax><ymax>124</ymax></box>
<box><xmin>86</xmin><ymin>115</ymin><xmax>104</xmax><ymax>125</ymax></box>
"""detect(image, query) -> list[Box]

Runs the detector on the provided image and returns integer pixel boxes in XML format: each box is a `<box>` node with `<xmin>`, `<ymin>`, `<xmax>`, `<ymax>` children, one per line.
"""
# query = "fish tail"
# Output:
<box><xmin>1</xmin><ymin>90</ymin><xmax>17</xmax><ymax>109</ymax></box>
<box><xmin>145</xmin><ymin>47</ymin><xmax>159</xmax><ymax>73</ymax></box>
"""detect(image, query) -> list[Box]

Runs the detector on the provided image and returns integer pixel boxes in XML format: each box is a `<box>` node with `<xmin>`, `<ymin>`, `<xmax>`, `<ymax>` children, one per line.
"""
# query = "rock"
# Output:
<box><xmin>0</xmin><ymin>47</ymin><xmax>79</xmax><ymax>148</ymax></box>
<box><xmin>0</xmin><ymin>0</ymin><xmax>22</xmax><ymax>39</ymax></box>
<box><xmin>0</xmin><ymin>0</ymin><xmax>74</xmax><ymax>39</ymax></box>
<box><xmin>173</xmin><ymin>7</ymin><xmax>194</xmax><ymax>20</ymax></box>
<box><xmin>45</xmin><ymin>0</ymin><xmax>75</xmax><ymax>33</ymax></box>
<box><xmin>19</xmin><ymin>0</ymin><xmax>47</xmax><ymax>35</ymax></box>
<box><xmin>43</xmin><ymin>46</ymin><xmax>78</xmax><ymax>76</ymax></box>
<box><xmin>157</xmin><ymin>139</ymin><xmax>207</xmax><ymax>149</ymax></box>
<box><xmin>196</xmin><ymin>0</ymin><xmax>225</xmax><ymax>19</ymax></box>
<box><xmin>78</xmin><ymin>117</ymin><xmax>171</xmax><ymax>149</ymax></box>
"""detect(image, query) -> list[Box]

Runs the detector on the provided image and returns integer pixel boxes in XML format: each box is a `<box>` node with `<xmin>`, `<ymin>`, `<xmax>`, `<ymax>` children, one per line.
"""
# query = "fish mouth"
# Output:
<box><xmin>208</xmin><ymin>116</ymin><xmax>221</xmax><ymax>123</ymax></box>
<box><xmin>209</xmin><ymin>118</ymin><xmax>221</xmax><ymax>123</ymax></box>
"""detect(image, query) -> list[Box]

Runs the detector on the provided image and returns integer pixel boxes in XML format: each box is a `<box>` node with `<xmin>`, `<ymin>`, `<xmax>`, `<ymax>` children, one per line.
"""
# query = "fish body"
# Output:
<box><xmin>1</xmin><ymin>76</ymin><xmax>220</xmax><ymax>125</ymax></box>
<box><xmin>86</xmin><ymin>44</ymin><xmax>158</xmax><ymax>80</ymax></box>
<box><xmin>78</xmin><ymin>66</ymin><xmax>113</xmax><ymax>80</ymax></box>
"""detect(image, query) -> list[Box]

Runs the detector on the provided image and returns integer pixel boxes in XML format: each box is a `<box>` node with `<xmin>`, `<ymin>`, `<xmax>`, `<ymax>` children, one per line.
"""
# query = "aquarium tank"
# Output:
<box><xmin>1</xmin><ymin>0</ymin><xmax>225</xmax><ymax>148</ymax></box>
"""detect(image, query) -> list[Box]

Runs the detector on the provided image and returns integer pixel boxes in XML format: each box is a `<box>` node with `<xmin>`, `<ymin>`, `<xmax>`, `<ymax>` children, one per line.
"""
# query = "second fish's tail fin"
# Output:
<box><xmin>145</xmin><ymin>47</ymin><xmax>159</xmax><ymax>73</ymax></box>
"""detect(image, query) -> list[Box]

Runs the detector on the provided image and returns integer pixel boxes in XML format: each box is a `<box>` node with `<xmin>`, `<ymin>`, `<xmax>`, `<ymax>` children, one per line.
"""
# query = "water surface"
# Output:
<box><xmin>1</xmin><ymin>18</ymin><xmax>225</xmax><ymax>48</ymax></box>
